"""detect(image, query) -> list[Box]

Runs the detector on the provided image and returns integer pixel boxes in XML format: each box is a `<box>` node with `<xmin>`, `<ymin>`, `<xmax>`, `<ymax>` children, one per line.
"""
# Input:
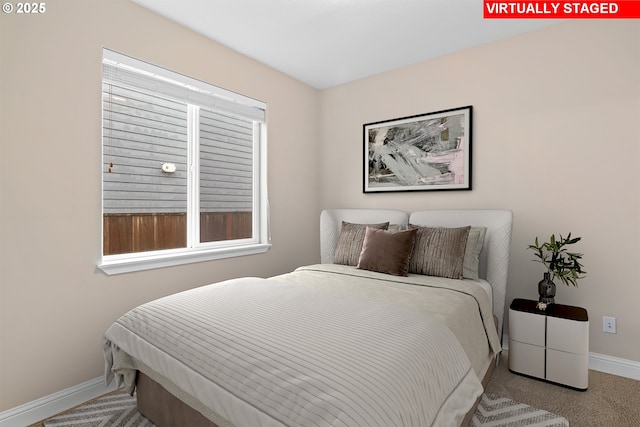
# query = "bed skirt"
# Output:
<box><xmin>137</xmin><ymin>372</ymin><xmax>216</xmax><ymax>427</ymax></box>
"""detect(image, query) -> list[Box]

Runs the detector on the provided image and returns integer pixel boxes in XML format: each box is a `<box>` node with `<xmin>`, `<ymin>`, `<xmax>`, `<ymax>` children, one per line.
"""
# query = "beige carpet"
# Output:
<box><xmin>486</xmin><ymin>352</ymin><xmax>640</xmax><ymax>427</ymax></box>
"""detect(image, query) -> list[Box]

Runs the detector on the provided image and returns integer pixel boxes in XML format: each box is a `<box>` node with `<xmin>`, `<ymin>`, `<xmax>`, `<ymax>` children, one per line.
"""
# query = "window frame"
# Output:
<box><xmin>98</xmin><ymin>49</ymin><xmax>270</xmax><ymax>275</ymax></box>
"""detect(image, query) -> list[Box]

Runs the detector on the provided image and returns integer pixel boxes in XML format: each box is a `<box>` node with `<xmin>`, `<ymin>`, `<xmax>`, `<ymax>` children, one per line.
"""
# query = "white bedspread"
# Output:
<box><xmin>104</xmin><ymin>270</ymin><xmax>490</xmax><ymax>427</ymax></box>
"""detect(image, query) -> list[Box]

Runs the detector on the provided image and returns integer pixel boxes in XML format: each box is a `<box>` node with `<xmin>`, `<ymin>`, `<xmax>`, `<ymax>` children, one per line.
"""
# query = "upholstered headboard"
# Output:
<box><xmin>319</xmin><ymin>208</ymin><xmax>513</xmax><ymax>334</ymax></box>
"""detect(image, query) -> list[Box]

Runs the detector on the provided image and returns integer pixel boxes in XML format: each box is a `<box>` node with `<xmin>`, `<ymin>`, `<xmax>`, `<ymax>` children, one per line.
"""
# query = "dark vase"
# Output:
<box><xmin>538</xmin><ymin>272</ymin><xmax>556</xmax><ymax>304</ymax></box>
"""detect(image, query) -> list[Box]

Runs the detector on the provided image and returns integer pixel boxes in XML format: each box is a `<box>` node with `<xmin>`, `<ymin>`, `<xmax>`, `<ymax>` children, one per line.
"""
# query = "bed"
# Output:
<box><xmin>103</xmin><ymin>208</ymin><xmax>512</xmax><ymax>427</ymax></box>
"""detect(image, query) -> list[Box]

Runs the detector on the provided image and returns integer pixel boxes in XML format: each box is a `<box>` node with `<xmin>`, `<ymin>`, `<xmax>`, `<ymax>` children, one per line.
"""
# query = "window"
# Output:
<box><xmin>98</xmin><ymin>49</ymin><xmax>269</xmax><ymax>275</ymax></box>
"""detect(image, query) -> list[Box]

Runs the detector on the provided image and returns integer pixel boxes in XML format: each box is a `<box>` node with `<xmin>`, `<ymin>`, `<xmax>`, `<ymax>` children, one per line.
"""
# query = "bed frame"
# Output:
<box><xmin>136</xmin><ymin>208</ymin><xmax>513</xmax><ymax>427</ymax></box>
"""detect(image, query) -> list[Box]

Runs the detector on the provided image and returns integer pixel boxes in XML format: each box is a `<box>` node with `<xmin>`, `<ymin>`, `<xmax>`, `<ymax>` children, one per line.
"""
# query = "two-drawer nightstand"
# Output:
<box><xmin>508</xmin><ymin>298</ymin><xmax>589</xmax><ymax>390</ymax></box>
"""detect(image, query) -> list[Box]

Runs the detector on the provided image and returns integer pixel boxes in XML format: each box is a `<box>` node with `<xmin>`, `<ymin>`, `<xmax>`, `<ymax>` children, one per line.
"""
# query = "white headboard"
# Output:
<box><xmin>320</xmin><ymin>208</ymin><xmax>513</xmax><ymax>334</ymax></box>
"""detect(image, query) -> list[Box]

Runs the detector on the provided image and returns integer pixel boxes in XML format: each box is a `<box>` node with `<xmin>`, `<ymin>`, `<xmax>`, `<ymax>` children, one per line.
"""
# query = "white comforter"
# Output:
<box><xmin>275</xmin><ymin>264</ymin><xmax>501</xmax><ymax>377</ymax></box>
<box><xmin>104</xmin><ymin>266</ymin><xmax>498</xmax><ymax>427</ymax></box>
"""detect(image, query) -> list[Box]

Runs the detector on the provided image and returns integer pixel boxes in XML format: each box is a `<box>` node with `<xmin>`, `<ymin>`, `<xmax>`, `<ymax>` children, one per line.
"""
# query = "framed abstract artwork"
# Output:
<box><xmin>363</xmin><ymin>106</ymin><xmax>472</xmax><ymax>193</ymax></box>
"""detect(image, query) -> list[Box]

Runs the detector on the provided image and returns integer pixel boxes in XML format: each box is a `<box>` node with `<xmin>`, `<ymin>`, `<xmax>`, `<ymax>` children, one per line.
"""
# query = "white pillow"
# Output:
<box><xmin>463</xmin><ymin>227</ymin><xmax>487</xmax><ymax>280</ymax></box>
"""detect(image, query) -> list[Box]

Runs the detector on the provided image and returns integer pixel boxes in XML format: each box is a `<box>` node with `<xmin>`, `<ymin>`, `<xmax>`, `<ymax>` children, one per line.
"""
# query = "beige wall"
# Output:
<box><xmin>319</xmin><ymin>20</ymin><xmax>640</xmax><ymax>362</ymax></box>
<box><xmin>0</xmin><ymin>1</ymin><xmax>320</xmax><ymax>411</ymax></box>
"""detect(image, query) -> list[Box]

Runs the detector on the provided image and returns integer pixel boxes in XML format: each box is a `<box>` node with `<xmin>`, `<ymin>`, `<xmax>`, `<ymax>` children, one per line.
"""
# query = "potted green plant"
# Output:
<box><xmin>527</xmin><ymin>233</ymin><xmax>587</xmax><ymax>305</ymax></box>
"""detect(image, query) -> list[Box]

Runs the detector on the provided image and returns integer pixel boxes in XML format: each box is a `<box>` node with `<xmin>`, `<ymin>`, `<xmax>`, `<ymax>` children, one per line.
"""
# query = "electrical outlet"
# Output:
<box><xmin>603</xmin><ymin>316</ymin><xmax>616</xmax><ymax>333</ymax></box>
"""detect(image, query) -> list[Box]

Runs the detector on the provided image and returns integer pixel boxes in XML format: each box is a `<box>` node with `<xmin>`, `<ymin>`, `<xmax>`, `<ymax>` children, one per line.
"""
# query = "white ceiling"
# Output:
<box><xmin>130</xmin><ymin>0</ymin><xmax>560</xmax><ymax>89</ymax></box>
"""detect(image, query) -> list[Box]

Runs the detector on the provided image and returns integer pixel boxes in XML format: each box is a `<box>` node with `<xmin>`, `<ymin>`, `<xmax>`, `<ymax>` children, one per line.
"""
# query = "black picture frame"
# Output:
<box><xmin>363</xmin><ymin>106</ymin><xmax>472</xmax><ymax>193</ymax></box>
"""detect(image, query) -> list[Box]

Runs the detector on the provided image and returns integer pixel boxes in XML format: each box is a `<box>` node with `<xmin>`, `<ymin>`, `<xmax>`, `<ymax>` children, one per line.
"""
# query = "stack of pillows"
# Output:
<box><xmin>333</xmin><ymin>221</ymin><xmax>486</xmax><ymax>279</ymax></box>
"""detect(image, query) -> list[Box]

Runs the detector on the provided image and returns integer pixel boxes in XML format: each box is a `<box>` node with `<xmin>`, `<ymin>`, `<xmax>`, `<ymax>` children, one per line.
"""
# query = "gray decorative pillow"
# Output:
<box><xmin>409</xmin><ymin>225</ymin><xmax>471</xmax><ymax>279</ymax></box>
<box><xmin>356</xmin><ymin>227</ymin><xmax>417</xmax><ymax>276</ymax></box>
<box><xmin>463</xmin><ymin>227</ymin><xmax>487</xmax><ymax>280</ymax></box>
<box><xmin>333</xmin><ymin>221</ymin><xmax>389</xmax><ymax>266</ymax></box>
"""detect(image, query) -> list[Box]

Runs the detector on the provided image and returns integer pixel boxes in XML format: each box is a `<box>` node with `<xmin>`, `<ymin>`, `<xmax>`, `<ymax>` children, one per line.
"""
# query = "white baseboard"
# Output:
<box><xmin>502</xmin><ymin>333</ymin><xmax>640</xmax><ymax>381</ymax></box>
<box><xmin>588</xmin><ymin>352</ymin><xmax>640</xmax><ymax>381</ymax></box>
<box><xmin>0</xmin><ymin>377</ymin><xmax>116</xmax><ymax>427</ymax></box>
<box><xmin>2</xmin><ymin>346</ymin><xmax>639</xmax><ymax>427</ymax></box>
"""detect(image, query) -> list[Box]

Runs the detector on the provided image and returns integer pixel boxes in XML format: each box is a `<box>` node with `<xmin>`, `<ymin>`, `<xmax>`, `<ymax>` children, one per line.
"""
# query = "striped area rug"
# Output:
<box><xmin>471</xmin><ymin>393</ymin><xmax>569</xmax><ymax>427</ymax></box>
<box><xmin>43</xmin><ymin>391</ymin><xmax>152</xmax><ymax>427</ymax></box>
<box><xmin>44</xmin><ymin>390</ymin><xmax>569</xmax><ymax>427</ymax></box>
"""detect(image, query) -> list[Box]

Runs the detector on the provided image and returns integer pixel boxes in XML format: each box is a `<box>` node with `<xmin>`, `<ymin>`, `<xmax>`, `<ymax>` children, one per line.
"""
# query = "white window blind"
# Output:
<box><xmin>102</xmin><ymin>49</ymin><xmax>265</xmax><ymax>122</ymax></box>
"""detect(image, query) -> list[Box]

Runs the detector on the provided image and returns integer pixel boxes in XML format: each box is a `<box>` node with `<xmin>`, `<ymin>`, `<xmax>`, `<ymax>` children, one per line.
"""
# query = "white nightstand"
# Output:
<box><xmin>508</xmin><ymin>298</ymin><xmax>589</xmax><ymax>390</ymax></box>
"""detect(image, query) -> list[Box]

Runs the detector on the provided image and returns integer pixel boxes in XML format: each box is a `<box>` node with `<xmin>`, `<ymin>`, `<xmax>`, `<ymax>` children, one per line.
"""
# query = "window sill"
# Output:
<box><xmin>97</xmin><ymin>243</ymin><xmax>271</xmax><ymax>275</ymax></box>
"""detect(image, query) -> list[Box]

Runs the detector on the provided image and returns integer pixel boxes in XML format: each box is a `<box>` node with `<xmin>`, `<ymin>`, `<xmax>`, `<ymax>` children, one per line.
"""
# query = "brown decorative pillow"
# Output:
<box><xmin>333</xmin><ymin>221</ymin><xmax>389</xmax><ymax>266</ymax></box>
<box><xmin>409</xmin><ymin>226</ymin><xmax>471</xmax><ymax>279</ymax></box>
<box><xmin>357</xmin><ymin>227</ymin><xmax>417</xmax><ymax>276</ymax></box>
